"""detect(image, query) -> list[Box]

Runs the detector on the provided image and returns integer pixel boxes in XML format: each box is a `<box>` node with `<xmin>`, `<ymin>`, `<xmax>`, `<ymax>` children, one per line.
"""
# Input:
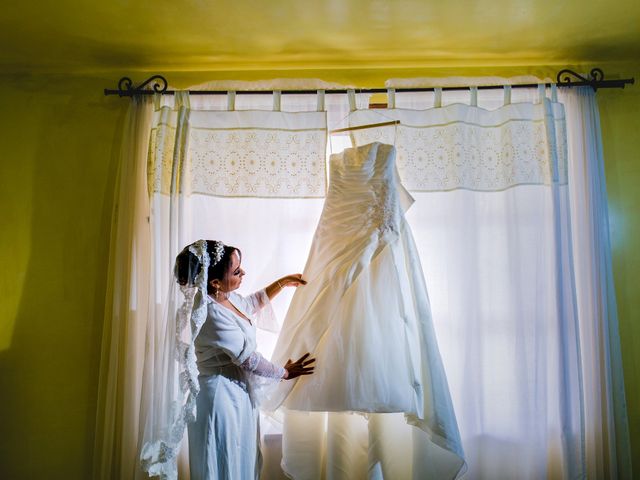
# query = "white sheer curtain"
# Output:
<box><xmin>93</xmin><ymin>96</ymin><xmax>154</xmax><ymax>480</ymax></box>
<box><xmin>560</xmin><ymin>88</ymin><xmax>632</xmax><ymax>479</ymax></box>
<box><xmin>141</xmin><ymin>90</ymin><xmax>332</xmax><ymax>480</ymax></box>
<box><xmin>345</xmin><ymin>85</ymin><xmax>631</xmax><ymax>479</ymax></box>
<box><xmin>95</xmin><ymin>82</ymin><xmax>631</xmax><ymax>480</ymax></box>
<box><xmin>322</xmin><ymin>87</ymin><xmax>581</xmax><ymax>479</ymax></box>
<box><xmin>94</xmin><ymin>88</ymin><xmax>369</xmax><ymax>480</ymax></box>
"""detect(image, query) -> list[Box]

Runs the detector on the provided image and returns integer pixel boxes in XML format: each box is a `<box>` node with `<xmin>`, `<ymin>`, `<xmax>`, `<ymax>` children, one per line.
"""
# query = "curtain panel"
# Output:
<box><xmin>140</xmin><ymin>92</ymin><xmax>330</xmax><ymax>479</ymax></box>
<box><xmin>343</xmin><ymin>89</ymin><xmax>583</xmax><ymax>479</ymax></box>
<box><xmin>93</xmin><ymin>96</ymin><xmax>154</xmax><ymax>480</ymax></box>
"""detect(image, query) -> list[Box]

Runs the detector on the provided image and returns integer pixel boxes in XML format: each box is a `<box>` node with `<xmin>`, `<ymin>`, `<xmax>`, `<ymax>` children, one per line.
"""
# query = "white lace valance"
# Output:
<box><xmin>149</xmin><ymin>108</ymin><xmax>327</xmax><ymax>198</ymax></box>
<box><xmin>348</xmin><ymin>100</ymin><xmax>567</xmax><ymax>192</ymax></box>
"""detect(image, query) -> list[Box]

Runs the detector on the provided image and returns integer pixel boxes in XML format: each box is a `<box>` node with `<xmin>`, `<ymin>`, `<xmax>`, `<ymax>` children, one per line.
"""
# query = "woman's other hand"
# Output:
<box><xmin>284</xmin><ymin>353</ymin><xmax>316</xmax><ymax>379</ymax></box>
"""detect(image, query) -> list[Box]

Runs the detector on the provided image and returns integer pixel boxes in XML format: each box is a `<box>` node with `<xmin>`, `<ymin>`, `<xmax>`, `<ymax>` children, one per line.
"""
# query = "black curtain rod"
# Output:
<box><xmin>104</xmin><ymin>69</ymin><xmax>634</xmax><ymax>97</ymax></box>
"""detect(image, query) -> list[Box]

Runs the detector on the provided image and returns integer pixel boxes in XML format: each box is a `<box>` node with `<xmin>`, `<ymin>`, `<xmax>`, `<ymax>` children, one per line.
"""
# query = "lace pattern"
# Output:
<box><xmin>189</xmin><ymin>127</ymin><xmax>327</xmax><ymax>198</ymax></box>
<box><xmin>349</xmin><ymin>102</ymin><xmax>568</xmax><ymax>192</ymax></box>
<box><xmin>241</xmin><ymin>351</ymin><xmax>286</xmax><ymax>379</ymax></box>
<box><xmin>140</xmin><ymin>240</ymin><xmax>210</xmax><ymax>480</ymax></box>
<box><xmin>148</xmin><ymin>108</ymin><xmax>328</xmax><ymax>199</ymax></box>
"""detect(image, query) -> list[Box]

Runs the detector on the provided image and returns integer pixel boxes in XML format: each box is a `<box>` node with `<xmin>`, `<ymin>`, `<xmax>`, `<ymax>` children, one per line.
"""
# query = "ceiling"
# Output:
<box><xmin>1</xmin><ymin>0</ymin><xmax>639</xmax><ymax>76</ymax></box>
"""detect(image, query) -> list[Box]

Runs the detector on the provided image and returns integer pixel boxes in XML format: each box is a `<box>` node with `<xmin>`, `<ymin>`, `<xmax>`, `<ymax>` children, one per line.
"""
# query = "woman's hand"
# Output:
<box><xmin>266</xmin><ymin>274</ymin><xmax>307</xmax><ymax>299</ymax></box>
<box><xmin>283</xmin><ymin>353</ymin><xmax>316</xmax><ymax>380</ymax></box>
<box><xmin>279</xmin><ymin>274</ymin><xmax>307</xmax><ymax>288</ymax></box>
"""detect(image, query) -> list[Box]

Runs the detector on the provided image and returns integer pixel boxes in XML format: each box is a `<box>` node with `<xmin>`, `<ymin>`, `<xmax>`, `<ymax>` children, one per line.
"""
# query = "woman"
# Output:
<box><xmin>175</xmin><ymin>239</ymin><xmax>315</xmax><ymax>480</ymax></box>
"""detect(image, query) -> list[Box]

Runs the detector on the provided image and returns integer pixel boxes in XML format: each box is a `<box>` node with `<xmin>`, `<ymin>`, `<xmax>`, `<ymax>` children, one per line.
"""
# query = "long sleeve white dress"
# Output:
<box><xmin>188</xmin><ymin>289</ymin><xmax>284</xmax><ymax>480</ymax></box>
<box><xmin>264</xmin><ymin>142</ymin><xmax>466</xmax><ymax>479</ymax></box>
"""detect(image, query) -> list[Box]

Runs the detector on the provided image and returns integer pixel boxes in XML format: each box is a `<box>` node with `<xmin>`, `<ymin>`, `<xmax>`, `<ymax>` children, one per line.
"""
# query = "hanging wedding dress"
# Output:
<box><xmin>264</xmin><ymin>142</ymin><xmax>465</xmax><ymax>479</ymax></box>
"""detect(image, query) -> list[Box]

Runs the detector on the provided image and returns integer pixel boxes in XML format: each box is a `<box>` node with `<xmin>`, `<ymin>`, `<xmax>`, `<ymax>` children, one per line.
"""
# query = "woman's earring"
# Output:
<box><xmin>212</xmin><ymin>286</ymin><xmax>219</xmax><ymax>298</ymax></box>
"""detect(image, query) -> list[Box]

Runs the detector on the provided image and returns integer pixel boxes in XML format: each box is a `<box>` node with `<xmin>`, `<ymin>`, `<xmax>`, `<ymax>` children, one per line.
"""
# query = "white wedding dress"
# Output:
<box><xmin>264</xmin><ymin>142</ymin><xmax>466</xmax><ymax>479</ymax></box>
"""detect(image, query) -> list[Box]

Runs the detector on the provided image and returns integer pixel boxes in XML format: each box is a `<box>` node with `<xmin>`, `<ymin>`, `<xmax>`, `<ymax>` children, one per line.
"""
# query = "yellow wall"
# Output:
<box><xmin>598</xmin><ymin>68</ymin><xmax>640</xmax><ymax>471</ymax></box>
<box><xmin>0</xmin><ymin>74</ymin><xmax>127</xmax><ymax>478</ymax></box>
<box><xmin>0</xmin><ymin>69</ymin><xmax>638</xmax><ymax>477</ymax></box>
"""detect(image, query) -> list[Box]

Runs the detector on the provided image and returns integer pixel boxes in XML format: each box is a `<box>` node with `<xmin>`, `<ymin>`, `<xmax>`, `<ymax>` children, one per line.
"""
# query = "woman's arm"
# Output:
<box><xmin>240</xmin><ymin>351</ymin><xmax>315</xmax><ymax>380</ymax></box>
<box><xmin>264</xmin><ymin>274</ymin><xmax>307</xmax><ymax>300</ymax></box>
<box><xmin>240</xmin><ymin>351</ymin><xmax>286</xmax><ymax>379</ymax></box>
<box><xmin>241</xmin><ymin>277</ymin><xmax>306</xmax><ymax>332</ymax></box>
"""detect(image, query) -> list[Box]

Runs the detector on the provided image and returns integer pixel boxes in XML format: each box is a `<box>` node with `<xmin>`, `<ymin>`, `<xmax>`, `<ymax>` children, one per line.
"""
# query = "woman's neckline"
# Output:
<box><xmin>210</xmin><ymin>294</ymin><xmax>253</xmax><ymax>325</ymax></box>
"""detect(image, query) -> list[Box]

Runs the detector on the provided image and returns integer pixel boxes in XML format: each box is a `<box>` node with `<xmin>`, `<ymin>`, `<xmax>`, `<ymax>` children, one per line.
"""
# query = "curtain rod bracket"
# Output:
<box><xmin>104</xmin><ymin>75</ymin><xmax>168</xmax><ymax>97</ymax></box>
<box><xmin>556</xmin><ymin>68</ymin><xmax>635</xmax><ymax>92</ymax></box>
<box><xmin>557</xmin><ymin>68</ymin><xmax>610</xmax><ymax>91</ymax></box>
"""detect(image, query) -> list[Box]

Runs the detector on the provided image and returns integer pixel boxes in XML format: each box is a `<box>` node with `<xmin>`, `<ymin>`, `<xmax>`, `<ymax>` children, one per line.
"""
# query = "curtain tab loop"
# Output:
<box><xmin>470</xmin><ymin>87</ymin><xmax>478</xmax><ymax>107</ymax></box>
<box><xmin>503</xmin><ymin>85</ymin><xmax>512</xmax><ymax>106</ymax></box>
<box><xmin>537</xmin><ymin>84</ymin><xmax>546</xmax><ymax>104</ymax></box>
<box><xmin>550</xmin><ymin>84</ymin><xmax>558</xmax><ymax>103</ymax></box>
<box><xmin>347</xmin><ymin>89</ymin><xmax>357</xmax><ymax>111</ymax></box>
<box><xmin>227</xmin><ymin>91</ymin><xmax>236</xmax><ymax>111</ymax></box>
<box><xmin>316</xmin><ymin>90</ymin><xmax>326</xmax><ymax>111</ymax></box>
<box><xmin>175</xmin><ymin>91</ymin><xmax>190</xmax><ymax>110</ymax></box>
<box><xmin>387</xmin><ymin>88</ymin><xmax>396</xmax><ymax>109</ymax></box>
<box><xmin>434</xmin><ymin>87</ymin><xmax>442</xmax><ymax>108</ymax></box>
<box><xmin>272</xmin><ymin>90</ymin><xmax>282</xmax><ymax>112</ymax></box>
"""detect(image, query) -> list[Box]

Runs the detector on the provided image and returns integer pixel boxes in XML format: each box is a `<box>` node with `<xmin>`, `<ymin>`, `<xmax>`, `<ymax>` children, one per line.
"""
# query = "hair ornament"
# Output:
<box><xmin>210</xmin><ymin>240</ymin><xmax>225</xmax><ymax>267</ymax></box>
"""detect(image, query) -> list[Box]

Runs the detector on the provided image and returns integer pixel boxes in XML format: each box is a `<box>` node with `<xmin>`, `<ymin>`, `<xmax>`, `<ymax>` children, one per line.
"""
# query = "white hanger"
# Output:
<box><xmin>329</xmin><ymin>119</ymin><xmax>400</xmax><ymax>134</ymax></box>
<box><xmin>329</xmin><ymin>88</ymin><xmax>401</xmax><ymax>135</ymax></box>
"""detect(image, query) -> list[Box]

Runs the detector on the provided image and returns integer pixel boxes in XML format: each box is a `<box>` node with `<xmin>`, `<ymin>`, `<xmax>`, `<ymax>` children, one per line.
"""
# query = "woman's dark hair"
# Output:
<box><xmin>174</xmin><ymin>241</ymin><xmax>240</xmax><ymax>293</ymax></box>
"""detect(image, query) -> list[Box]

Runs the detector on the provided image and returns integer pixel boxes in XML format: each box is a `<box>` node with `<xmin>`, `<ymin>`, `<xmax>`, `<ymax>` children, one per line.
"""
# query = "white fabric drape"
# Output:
<box><xmin>313</xmin><ymin>89</ymin><xmax>585</xmax><ymax>479</ymax></box>
<box><xmin>137</xmin><ymin>91</ymin><xmax>330</xmax><ymax>480</ymax></box>
<box><xmin>94</xmin><ymin>96</ymin><xmax>153</xmax><ymax>480</ymax></box>
<box><xmin>337</xmin><ymin>86</ymin><xmax>630</xmax><ymax>479</ymax></box>
<box><xmin>560</xmin><ymin>87</ymin><xmax>632</xmax><ymax>479</ymax></box>
<box><xmin>96</xmin><ymin>82</ymin><xmax>631</xmax><ymax>480</ymax></box>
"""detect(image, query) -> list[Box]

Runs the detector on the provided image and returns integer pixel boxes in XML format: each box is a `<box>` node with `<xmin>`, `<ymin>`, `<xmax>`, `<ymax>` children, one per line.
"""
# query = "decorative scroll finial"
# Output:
<box><xmin>556</xmin><ymin>68</ymin><xmax>605</xmax><ymax>91</ymax></box>
<box><xmin>104</xmin><ymin>75</ymin><xmax>168</xmax><ymax>97</ymax></box>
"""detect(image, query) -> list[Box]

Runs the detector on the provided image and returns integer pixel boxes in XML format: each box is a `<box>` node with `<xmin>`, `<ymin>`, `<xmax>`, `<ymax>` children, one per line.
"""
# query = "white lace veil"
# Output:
<box><xmin>139</xmin><ymin>239</ymin><xmax>221</xmax><ymax>480</ymax></box>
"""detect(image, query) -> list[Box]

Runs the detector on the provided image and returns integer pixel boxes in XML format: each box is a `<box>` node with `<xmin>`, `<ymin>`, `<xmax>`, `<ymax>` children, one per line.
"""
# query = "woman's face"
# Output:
<box><xmin>221</xmin><ymin>250</ymin><xmax>245</xmax><ymax>293</ymax></box>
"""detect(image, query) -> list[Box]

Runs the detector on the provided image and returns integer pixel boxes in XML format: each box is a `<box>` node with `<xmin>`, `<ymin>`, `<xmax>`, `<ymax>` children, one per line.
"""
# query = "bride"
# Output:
<box><xmin>174</xmin><ymin>240</ymin><xmax>315</xmax><ymax>480</ymax></box>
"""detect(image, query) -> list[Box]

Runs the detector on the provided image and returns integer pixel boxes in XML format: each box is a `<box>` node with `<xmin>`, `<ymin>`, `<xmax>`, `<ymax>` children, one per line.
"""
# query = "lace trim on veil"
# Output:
<box><xmin>140</xmin><ymin>240</ymin><xmax>210</xmax><ymax>480</ymax></box>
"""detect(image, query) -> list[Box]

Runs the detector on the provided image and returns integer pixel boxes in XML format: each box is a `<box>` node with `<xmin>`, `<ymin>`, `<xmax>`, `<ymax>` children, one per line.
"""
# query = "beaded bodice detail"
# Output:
<box><xmin>324</xmin><ymin>142</ymin><xmax>404</xmax><ymax>240</ymax></box>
